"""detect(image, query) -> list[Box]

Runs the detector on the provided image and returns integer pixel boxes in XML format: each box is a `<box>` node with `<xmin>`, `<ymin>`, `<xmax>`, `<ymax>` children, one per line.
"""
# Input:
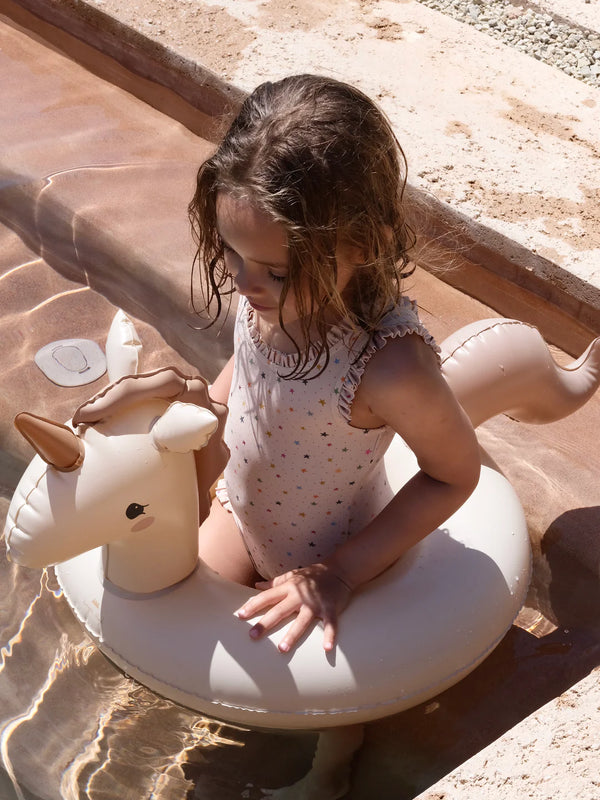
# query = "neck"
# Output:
<box><xmin>253</xmin><ymin>304</ymin><xmax>346</xmax><ymax>355</ymax></box>
<box><xmin>257</xmin><ymin>317</ymin><xmax>299</xmax><ymax>353</ymax></box>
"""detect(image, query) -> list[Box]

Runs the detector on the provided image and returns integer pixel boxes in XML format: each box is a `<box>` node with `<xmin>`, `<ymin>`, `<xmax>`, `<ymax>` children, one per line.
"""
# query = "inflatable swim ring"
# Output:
<box><xmin>5</xmin><ymin>312</ymin><xmax>600</xmax><ymax>729</ymax></box>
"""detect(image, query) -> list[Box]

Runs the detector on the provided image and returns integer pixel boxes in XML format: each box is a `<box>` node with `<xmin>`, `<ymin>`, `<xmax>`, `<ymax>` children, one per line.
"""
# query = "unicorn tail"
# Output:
<box><xmin>441</xmin><ymin>319</ymin><xmax>600</xmax><ymax>428</ymax></box>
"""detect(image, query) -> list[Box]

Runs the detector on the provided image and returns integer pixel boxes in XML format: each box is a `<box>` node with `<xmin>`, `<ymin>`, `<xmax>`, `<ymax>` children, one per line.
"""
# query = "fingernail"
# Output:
<box><xmin>249</xmin><ymin>626</ymin><xmax>261</xmax><ymax>639</ymax></box>
<box><xmin>278</xmin><ymin>641</ymin><xmax>289</xmax><ymax>653</ymax></box>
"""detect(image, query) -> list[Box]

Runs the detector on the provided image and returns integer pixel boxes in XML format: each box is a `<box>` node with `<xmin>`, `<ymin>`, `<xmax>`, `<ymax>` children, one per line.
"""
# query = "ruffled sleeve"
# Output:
<box><xmin>338</xmin><ymin>297</ymin><xmax>440</xmax><ymax>423</ymax></box>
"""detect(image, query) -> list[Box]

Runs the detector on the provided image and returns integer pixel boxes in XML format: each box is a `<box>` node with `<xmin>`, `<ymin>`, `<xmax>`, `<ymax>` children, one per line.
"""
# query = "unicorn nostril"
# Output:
<box><xmin>126</xmin><ymin>503</ymin><xmax>148</xmax><ymax>520</ymax></box>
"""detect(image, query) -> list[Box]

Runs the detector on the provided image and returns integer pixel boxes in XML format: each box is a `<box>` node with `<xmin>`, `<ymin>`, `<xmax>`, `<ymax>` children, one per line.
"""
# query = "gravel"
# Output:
<box><xmin>416</xmin><ymin>0</ymin><xmax>600</xmax><ymax>88</ymax></box>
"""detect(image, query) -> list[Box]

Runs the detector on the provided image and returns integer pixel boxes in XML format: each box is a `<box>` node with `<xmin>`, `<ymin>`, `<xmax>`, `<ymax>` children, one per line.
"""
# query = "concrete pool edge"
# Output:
<box><xmin>3</xmin><ymin>0</ymin><xmax>600</xmax><ymax>356</ymax></box>
<box><xmin>415</xmin><ymin>664</ymin><xmax>600</xmax><ymax>800</ymax></box>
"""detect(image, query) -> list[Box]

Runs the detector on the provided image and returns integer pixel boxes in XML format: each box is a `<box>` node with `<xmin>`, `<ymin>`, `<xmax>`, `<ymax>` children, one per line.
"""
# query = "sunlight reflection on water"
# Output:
<box><xmin>0</xmin><ymin>528</ymin><xmax>248</xmax><ymax>800</ymax></box>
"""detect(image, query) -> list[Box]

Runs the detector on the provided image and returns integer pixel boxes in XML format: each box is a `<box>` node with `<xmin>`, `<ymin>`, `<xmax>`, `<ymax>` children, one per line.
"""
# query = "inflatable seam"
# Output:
<box><xmin>441</xmin><ymin>320</ymin><xmax>537</xmax><ymax>366</ymax></box>
<box><xmin>5</xmin><ymin>468</ymin><xmax>49</xmax><ymax>552</ymax></box>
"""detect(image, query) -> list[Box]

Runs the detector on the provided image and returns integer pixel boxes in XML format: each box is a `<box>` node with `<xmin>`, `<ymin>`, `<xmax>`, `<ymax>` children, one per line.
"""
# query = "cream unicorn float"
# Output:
<box><xmin>5</xmin><ymin>311</ymin><xmax>600</xmax><ymax>729</ymax></box>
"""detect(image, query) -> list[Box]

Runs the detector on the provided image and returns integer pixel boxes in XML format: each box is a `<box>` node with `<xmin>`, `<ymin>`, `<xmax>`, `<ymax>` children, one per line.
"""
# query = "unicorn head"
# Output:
<box><xmin>4</xmin><ymin>311</ymin><xmax>227</xmax><ymax>593</ymax></box>
<box><xmin>5</xmin><ymin>398</ymin><xmax>222</xmax><ymax>593</ymax></box>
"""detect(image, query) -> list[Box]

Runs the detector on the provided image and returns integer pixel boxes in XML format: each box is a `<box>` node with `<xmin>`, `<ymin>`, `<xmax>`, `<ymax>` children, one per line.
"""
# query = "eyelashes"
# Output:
<box><xmin>220</xmin><ymin>241</ymin><xmax>288</xmax><ymax>284</ymax></box>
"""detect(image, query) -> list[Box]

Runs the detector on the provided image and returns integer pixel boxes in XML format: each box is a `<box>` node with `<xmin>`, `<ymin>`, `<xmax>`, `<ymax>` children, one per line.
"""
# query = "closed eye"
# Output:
<box><xmin>268</xmin><ymin>272</ymin><xmax>287</xmax><ymax>283</ymax></box>
<box><xmin>219</xmin><ymin>234</ymin><xmax>288</xmax><ymax>278</ymax></box>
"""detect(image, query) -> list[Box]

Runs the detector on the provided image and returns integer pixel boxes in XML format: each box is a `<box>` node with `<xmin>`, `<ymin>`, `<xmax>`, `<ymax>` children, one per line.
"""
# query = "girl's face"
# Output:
<box><xmin>216</xmin><ymin>193</ymin><xmax>354</xmax><ymax>335</ymax></box>
<box><xmin>216</xmin><ymin>192</ymin><xmax>294</xmax><ymax>323</ymax></box>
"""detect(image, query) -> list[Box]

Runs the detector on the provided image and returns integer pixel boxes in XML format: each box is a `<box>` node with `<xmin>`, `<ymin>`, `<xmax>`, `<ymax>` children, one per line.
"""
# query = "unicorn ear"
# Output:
<box><xmin>151</xmin><ymin>402</ymin><xmax>218</xmax><ymax>453</ymax></box>
<box><xmin>105</xmin><ymin>310</ymin><xmax>142</xmax><ymax>382</ymax></box>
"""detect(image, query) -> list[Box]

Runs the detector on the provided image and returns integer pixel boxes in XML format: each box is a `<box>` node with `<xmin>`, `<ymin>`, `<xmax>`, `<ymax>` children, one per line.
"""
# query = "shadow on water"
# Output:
<box><xmin>542</xmin><ymin>506</ymin><xmax>600</xmax><ymax>629</ymax></box>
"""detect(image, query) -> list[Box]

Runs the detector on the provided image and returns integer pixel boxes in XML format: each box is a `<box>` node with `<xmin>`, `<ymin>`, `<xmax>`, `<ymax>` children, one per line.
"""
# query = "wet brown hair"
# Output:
<box><xmin>188</xmin><ymin>74</ymin><xmax>415</xmax><ymax>378</ymax></box>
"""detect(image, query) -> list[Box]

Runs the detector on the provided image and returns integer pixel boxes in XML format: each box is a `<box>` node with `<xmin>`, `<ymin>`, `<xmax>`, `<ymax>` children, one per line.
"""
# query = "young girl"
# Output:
<box><xmin>189</xmin><ymin>74</ymin><xmax>481</xmax><ymax>657</ymax></box>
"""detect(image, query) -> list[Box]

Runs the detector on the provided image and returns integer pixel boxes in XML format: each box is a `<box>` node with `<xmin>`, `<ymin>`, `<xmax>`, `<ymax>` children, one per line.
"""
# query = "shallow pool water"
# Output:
<box><xmin>0</xmin><ymin>521</ymin><xmax>316</xmax><ymax>800</ymax></box>
<box><xmin>1</xmin><ymin>9</ymin><xmax>599</xmax><ymax>800</ymax></box>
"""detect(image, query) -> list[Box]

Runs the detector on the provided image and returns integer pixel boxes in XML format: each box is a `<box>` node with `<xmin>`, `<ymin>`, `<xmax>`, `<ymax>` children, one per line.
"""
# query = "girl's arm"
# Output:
<box><xmin>236</xmin><ymin>334</ymin><xmax>481</xmax><ymax>653</ymax></box>
<box><xmin>209</xmin><ymin>354</ymin><xmax>235</xmax><ymax>406</ymax></box>
<box><xmin>324</xmin><ymin>334</ymin><xmax>481</xmax><ymax>588</ymax></box>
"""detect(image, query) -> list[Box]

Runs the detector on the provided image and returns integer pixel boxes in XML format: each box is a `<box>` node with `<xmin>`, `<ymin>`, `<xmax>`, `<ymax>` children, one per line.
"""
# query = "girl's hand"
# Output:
<box><xmin>235</xmin><ymin>564</ymin><xmax>353</xmax><ymax>654</ymax></box>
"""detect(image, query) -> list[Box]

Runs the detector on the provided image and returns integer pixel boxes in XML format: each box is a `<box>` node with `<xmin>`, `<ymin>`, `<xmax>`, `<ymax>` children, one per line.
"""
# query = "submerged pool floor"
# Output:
<box><xmin>0</xmin><ymin>12</ymin><xmax>599</xmax><ymax>800</ymax></box>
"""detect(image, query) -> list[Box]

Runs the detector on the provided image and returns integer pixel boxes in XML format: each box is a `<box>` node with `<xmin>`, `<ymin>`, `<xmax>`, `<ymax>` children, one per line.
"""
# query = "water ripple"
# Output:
<box><xmin>0</xmin><ymin>258</ymin><xmax>44</xmax><ymax>284</ymax></box>
<box><xmin>0</xmin><ymin>631</ymin><xmax>73</xmax><ymax>800</ymax></box>
<box><xmin>0</xmin><ymin>568</ymin><xmax>47</xmax><ymax>676</ymax></box>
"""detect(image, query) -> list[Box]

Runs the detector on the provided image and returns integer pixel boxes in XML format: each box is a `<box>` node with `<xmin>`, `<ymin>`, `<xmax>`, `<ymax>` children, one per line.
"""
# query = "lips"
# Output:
<box><xmin>248</xmin><ymin>300</ymin><xmax>275</xmax><ymax>313</ymax></box>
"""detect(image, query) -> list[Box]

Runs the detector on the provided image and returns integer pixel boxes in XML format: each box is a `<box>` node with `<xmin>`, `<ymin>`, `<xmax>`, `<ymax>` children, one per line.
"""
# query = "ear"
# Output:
<box><xmin>151</xmin><ymin>402</ymin><xmax>218</xmax><ymax>453</ymax></box>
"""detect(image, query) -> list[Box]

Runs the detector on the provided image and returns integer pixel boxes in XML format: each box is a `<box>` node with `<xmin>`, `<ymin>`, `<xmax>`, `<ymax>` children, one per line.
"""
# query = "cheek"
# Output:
<box><xmin>336</xmin><ymin>264</ymin><xmax>355</xmax><ymax>294</ymax></box>
<box><xmin>130</xmin><ymin>516</ymin><xmax>155</xmax><ymax>533</ymax></box>
<box><xmin>279</xmin><ymin>289</ymin><xmax>301</xmax><ymax>319</ymax></box>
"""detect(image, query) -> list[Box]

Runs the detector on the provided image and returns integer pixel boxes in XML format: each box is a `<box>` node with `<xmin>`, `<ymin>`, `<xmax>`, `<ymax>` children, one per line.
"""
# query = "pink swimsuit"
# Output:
<box><xmin>218</xmin><ymin>296</ymin><xmax>439</xmax><ymax>579</ymax></box>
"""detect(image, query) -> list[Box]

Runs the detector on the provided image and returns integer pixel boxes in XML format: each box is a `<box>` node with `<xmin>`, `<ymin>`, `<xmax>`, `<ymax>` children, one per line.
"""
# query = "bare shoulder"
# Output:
<box><xmin>350</xmin><ymin>334</ymin><xmax>444</xmax><ymax>429</ymax></box>
<box><xmin>353</xmin><ymin>333</ymin><xmax>480</xmax><ymax>487</ymax></box>
<box><xmin>366</xmin><ymin>331</ymin><xmax>440</xmax><ymax>386</ymax></box>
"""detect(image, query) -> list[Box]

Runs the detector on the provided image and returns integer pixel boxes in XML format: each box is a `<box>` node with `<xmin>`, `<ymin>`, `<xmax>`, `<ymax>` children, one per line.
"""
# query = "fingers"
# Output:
<box><xmin>242</xmin><ymin>599</ymin><xmax>329</xmax><ymax>654</ymax></box>
<box><xmin>236</xmin><ymin>584</ymin><xmax>286</xmax><ymax>620</ymax></box>
<box><xmin>322</xmin><ymin>619</ymin><xmax>337</xmax><ymax>652</ymax></box>
<box><xmin>278</xmin><ymin>607</ymin><xmax>339</xmax><ymax>654</ymax></box>
<box><xmin>235</xmin><ymin>571</ymin><xmax>343</xmax><ymax>654</ymax></box>
<box><xmin>277</xmin><ymin>606</ymin><xmax>319</xmax><ymax>653</ymax></box>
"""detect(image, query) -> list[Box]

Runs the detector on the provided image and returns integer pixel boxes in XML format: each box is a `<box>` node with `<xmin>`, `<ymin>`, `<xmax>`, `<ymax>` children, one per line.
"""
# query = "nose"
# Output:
<box><xmin>229</xmin><ymin>259</ymin><xmax>262</xmax><ymax>297</ymax></box>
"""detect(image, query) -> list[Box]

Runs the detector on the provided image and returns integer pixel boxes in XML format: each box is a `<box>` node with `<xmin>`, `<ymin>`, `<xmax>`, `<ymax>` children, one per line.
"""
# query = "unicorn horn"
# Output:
<box><xmin>15</xmin><ymin>412</ymin><xmax>85</xmax><ymax>472</ymax></box>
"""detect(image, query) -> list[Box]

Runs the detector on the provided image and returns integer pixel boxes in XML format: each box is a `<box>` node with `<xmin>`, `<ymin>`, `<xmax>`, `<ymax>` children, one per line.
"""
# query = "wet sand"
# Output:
<box><xmin>0</xmin><ymin>10</ymin><xmax>599</xmax><ymax>800</ymax></box>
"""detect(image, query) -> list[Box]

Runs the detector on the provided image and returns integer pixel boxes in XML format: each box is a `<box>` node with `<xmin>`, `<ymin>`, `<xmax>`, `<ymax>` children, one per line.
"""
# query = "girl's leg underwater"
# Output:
<box><xmin>198</xmin><ymin>495</ymin><xmax>364</xmax><ymax>799</ymax></box>
<box><xmin>262</xmin><ymin>724</ymin><xmax>365</xmax><ymax>800</ymax></box>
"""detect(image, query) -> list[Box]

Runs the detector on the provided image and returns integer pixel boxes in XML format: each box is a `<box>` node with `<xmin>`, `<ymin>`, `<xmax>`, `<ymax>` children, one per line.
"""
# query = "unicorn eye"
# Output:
<box><xmin>126</xmin><ymin>503</ymin><xmax>148</xmax><ymax>520</ymax></box>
